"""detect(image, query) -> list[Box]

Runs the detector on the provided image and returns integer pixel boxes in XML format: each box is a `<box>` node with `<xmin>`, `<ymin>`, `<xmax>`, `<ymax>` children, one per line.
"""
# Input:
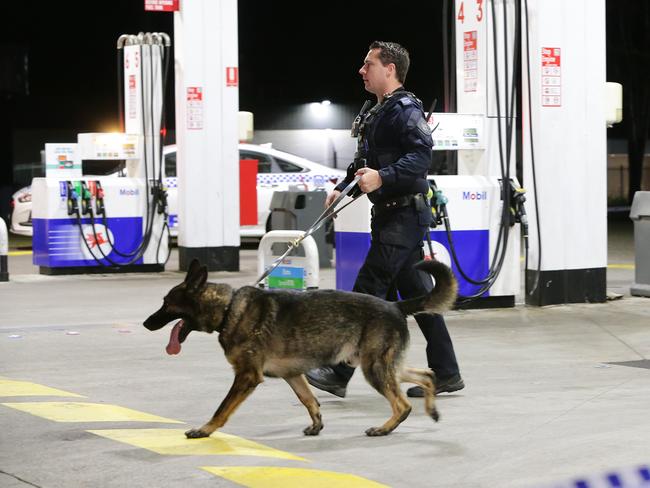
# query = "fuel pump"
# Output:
<box><xmin>335</xmin><ymin>0</ymin><xmax>612</xmax><ymax>307</ymax></box>
<box><xmin>334</xmin><ymin>3</ymin><xmax>523</xmax><ymax>307</ymax></box>
<box><xmin>31</xmin><ymin>33</ymin><xmax>172</xmax><ymax>274</ymax></box>
<box><xmin>434</xmin><ymin>0</ymin><xmax>611</xmax><ymax>305</ymax></box>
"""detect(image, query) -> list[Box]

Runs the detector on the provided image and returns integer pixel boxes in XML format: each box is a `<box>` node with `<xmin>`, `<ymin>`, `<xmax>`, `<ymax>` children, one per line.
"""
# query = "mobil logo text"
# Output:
<box><xmin>119</xmin><ymin>188</ymin><xmax>140</xmax><ymax>196</ymax></box>
<box><xmin>462</xmin><ymin>191</ymin><xmax>488</xmax><ymax>201</ymax></box>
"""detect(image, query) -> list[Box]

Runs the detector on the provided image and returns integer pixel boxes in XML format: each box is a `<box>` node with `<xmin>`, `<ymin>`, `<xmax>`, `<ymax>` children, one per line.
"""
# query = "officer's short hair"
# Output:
<box><xmin>369</xmin><ymin>41</ymin><xmax>410</xmax><ymax>84</ymax></box>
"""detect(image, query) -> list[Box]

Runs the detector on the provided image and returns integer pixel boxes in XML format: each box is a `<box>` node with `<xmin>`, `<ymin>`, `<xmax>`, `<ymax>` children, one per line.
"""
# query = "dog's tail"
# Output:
<box><xmin>396</xmin><ymin>260</ymin><xmax>458</xmax><ymax>316</ymax></box>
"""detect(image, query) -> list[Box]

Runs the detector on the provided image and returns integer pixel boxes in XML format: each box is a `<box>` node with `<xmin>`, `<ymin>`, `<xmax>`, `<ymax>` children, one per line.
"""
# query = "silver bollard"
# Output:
<box><xmin>0</xmin><ymin>217</ymin><xmax>8</xmax><ymax>282</ymax></box>
<box><xmin>630</xmin><ymin>191</ymin><xmax>650</xmax><ymax>297</ymax></box>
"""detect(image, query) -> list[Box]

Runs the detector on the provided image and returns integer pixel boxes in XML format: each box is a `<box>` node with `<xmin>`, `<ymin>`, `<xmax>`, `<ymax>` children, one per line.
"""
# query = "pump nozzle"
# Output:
<box><xmin>508</xmin><ymin>180</ymin><xmax>527</xmax><ymax>227</ymax></box>
<box><xmin>66</xmin><ymin>181</ymin><xmax>79</xmax><ymax>216</ymax></box>
<box><xmin>95</xmin><ymin>181</ymin><xmax>105</xmax><ymax>216</ymax></box>
<box><xmin>427</xmin><ymin>179</ymin><xmax>448</xmax><ymax>228</ymax></box>
<box><xmin>80</xmin><ymin>181</ymin><xmax>93</xmax><ymax>216</ymax></box>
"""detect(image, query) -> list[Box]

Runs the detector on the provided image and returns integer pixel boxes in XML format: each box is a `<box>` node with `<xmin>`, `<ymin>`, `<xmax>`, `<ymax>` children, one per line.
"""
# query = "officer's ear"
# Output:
<box><xmin>386</xmin><ymin>63</ymin><xmax>396</xmax><ymax>79</ymax></box>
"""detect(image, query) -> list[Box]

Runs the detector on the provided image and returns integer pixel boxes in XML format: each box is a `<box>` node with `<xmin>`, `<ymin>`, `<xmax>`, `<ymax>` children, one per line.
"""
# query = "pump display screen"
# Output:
<box><xmin>81</xmin><ymin>160</ymin><xmax>125</xmax><ymax>176</ymax></box>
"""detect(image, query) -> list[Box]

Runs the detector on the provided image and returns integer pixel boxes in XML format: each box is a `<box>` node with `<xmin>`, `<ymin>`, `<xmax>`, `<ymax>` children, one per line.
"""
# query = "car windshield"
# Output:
<box><xmin>274</xmin><ymin>158</ymin><xmax>303</xmax><ymax>173</ymax></box>
<box><xmin>239</xmin><ymin>151</ymin><xmax>273</xmax><ymax>173</ymax></box>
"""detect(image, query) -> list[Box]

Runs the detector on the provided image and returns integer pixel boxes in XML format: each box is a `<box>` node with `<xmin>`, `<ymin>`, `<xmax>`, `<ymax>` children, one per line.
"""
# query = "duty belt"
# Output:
<box><xmin>373</xmin><ymin>193</ymin><xmax>423</xmax><ymax>214</ymax></box>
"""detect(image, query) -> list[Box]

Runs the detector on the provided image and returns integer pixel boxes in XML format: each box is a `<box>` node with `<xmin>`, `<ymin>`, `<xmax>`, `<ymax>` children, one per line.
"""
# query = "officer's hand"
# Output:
<box><xmin>355</xmin><ymin>167</ymin><xmax>383</xmax><ymax>193</ymax></box>
<box><xmin>325</xmin><ymin>190</ymin><xmax>341</xmax><ymax>208</ymax></box>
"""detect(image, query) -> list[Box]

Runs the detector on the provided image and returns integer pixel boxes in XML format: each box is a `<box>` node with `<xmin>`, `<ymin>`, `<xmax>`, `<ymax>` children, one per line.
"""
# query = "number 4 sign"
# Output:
<box><xmin>457</xmin><ymin>0</ymin><xmax>484</xmax><ymax>24</ymax></box>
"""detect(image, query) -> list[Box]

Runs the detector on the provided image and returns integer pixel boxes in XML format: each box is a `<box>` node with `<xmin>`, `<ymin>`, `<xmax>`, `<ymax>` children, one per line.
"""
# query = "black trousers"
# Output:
<box><xmin>333</xmin><ymin>206</ymin><xmax>460</xmax><ymax>382</ymax></box>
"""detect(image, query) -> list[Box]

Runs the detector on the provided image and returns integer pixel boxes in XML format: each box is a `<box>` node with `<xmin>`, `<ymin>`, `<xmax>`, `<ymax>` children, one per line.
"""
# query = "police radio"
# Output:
<box><xmin>351</xmin><ymin>100</ymin><xmax>374</xmax><ymax>138</ymax></box>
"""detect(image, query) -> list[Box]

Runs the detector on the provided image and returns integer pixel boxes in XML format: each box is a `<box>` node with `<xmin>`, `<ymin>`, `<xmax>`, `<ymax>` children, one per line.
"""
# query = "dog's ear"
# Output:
<box><xmin>185</xmin><ymin>259</ymin><xmax>207</xmax><ymax>292</ymax></box>
<box><xmin>187</xmin><ymin>258</ymin><xmax>202</xmax><ymax>276</ymax></box>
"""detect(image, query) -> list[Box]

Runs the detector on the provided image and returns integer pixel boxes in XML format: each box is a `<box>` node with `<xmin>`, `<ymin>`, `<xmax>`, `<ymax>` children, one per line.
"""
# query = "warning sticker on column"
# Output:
<box><xmin>541</xmin><ymin>47</ymin><xmax>561</xmax><ymax>107</ymax></box>
<box><xmin>464</xmin><ymin>31</ymin><xmax>478</xmax><ymax>92</ymax></box>
<box><xmin>187</xmin><ymin>87</ymin><xmax>203</xmax><ymax>130</ymax></box>
<box><xmin>226</xmin><ymin>67</ymin><xmax>238</xmax><ymax>87</ymax></box>
<box><xmin>128</xmin><ymin>75</ymin><xmax>137</xmax><ymax>121</ymax></box>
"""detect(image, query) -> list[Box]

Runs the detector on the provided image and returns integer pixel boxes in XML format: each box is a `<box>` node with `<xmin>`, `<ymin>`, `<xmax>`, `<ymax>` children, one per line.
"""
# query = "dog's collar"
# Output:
<box><xmin>214</xmin><ymin>304</ymin><xmax>230</xmax><ymax>333</ymax></box>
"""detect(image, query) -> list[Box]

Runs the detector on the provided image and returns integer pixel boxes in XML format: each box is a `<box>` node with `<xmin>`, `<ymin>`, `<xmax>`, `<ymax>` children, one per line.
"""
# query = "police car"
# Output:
<box><xmin>9</xmin><ymin>143</ymin><xmax>345</xmax><ymax>239</ymax></box>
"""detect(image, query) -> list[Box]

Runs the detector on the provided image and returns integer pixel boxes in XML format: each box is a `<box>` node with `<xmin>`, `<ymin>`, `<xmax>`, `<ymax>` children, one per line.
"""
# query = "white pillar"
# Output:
<box><xmin>174</xmin><ymin>0</ymin><xmax>240</xmax><ymax>271</ymax></box>
<box><xmin>453</xmin><ymin>0</ymin><xmax>520</xmax><ymax>305</ymax></box>
<box><xmin>522</xmin><ymin>0</ymin><xmax>607</xmax><ymax>304</ymax></box>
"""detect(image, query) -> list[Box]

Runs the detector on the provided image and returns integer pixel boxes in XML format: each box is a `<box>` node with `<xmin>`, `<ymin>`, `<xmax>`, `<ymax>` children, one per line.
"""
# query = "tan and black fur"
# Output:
<box><xmin>143</xmin><ymin>258</ymin><xmax>457</xmax><ymax>438</ymax></box>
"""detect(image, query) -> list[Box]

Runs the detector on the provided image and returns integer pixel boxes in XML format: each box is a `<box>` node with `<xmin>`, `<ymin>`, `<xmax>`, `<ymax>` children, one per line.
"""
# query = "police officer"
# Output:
<box><xmin>306</xmin><ymin>41</ymin><xmax>464</xmax><ymax>398</ymax></box>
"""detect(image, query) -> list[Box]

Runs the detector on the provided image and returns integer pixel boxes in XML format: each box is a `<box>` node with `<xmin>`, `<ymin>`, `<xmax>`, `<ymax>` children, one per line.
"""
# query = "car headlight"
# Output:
<box><xmin>17</xmin><ymin>193</ymin><xmax>32</xmax><ymax>203</ymax></box>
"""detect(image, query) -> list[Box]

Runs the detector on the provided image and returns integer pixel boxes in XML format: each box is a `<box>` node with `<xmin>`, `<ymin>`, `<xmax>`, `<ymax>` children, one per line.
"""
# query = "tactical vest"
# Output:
<box><xmin>356</xmin><ymin>89</ymin><xmax>431</xmax><ymax>201</ymax></box>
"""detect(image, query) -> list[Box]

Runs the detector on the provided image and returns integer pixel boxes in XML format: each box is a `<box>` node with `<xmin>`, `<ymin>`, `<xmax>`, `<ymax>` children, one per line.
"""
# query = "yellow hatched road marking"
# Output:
<box><xmin>608</xmin><ymin>263</ymin><xmax>634</xmax><ymax>269</ymax></box>
<box><xmin>0</xmin><ymin>379</ymin><xmax>84</xmax><ymax>398</ymax></box>
<box><xmin>1</xmin><ymin>402</ymin><xmax>183</xmax><ymax>423</ymax></box>
<box><xmin>0</xmin><ymin>379</ymin><xmax>386</xmax><ymax>485</ymax></box>
<box><xmin>202</xmin><ymin>466</ymin><xmax>389</xmax><ymax>488</ymax></box>
<box><xmin>8</xmin><ymin>250</ymin><xmax>32</xmax><ymax>256</ymax></box>
<box><xmin>87</xmin><ymin>428</ymin><xmax>306</xmax><ymax>461</ymax></box>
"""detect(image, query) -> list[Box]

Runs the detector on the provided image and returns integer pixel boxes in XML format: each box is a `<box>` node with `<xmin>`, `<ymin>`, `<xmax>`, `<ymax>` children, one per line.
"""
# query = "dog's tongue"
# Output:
<box><xmin>166</xmin><ymin>320</ymin><xmax>184</xmax><ymax>355</ymax></box>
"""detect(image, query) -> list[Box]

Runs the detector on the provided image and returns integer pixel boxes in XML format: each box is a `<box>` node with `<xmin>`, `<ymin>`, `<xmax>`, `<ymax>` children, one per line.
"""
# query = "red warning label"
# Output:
<box><xmin>463</xmin><ymin>31</ymin><xmax>478</xmax><ymax>93</ymax></box>
<box><xmin>541</xmin><ymin>47</ymin><xmax>561</xmax><ymax>107</ymax></box>
<box><xmin>128</xmin><ymin>75</ymin><xmax>137</xmax><ymax>120</ymax></box>
<box><xmin>144</xmin><ymin>0</ymin><xmax>179</xmax><ymax>12</ymax></box>
<box><xmin>187</xmin><ymin>87</ymin><xmax>203</xmax><ymax>130</ymax></box>
<box><xmin>226</xmin><ymin>67</ymin><xmax>239</xmax><ymax>87</ymax></box>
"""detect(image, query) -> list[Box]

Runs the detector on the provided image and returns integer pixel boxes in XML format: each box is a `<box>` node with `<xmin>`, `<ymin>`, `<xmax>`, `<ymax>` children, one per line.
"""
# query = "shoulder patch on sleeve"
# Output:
<box><xmin>417</xmin><ymin>118</ymin><xmax>432</xmax><ymax>135</ymax></box>
<box><xmin>396</xmin><ymin>96</ymin><xmax>415</xmax><ymax>108</ymax></box>
<box><xmin>405</xmin><ymin>108</ymin><xmax>426</xmax><ymax>129</ymax></box>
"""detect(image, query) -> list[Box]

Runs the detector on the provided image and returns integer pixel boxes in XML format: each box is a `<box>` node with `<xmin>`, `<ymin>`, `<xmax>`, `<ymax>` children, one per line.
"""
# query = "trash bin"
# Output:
<box><xmin>258</xmin><ymin>230</ymin><xmax>320</xmax><ymax>290</ymax></box>
<box><xmin>630</xmin><ymin>191</ymin><xmax>650</xmax><ymax>297</ymax></box>
<box><xmin>269</xmin><ymin>190</ymin><xmax>332</xmax><ymax>268</ymax></box>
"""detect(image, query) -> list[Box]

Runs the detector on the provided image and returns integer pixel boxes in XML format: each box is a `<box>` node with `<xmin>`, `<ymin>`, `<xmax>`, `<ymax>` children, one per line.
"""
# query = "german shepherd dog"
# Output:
<box><xmin>143</xmin><ymin>258</ymin><xmax>457</xmax><ymax>438</ymax></box>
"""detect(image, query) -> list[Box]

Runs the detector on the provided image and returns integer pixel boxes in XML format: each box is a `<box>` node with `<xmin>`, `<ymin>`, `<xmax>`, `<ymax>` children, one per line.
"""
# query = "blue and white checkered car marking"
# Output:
<box><xmin>166</xmin><ymin>175</ymin><xmax>338</xmax><ymax>187</ymax></box>
<box><xmin>256</xmin><ymin>174</ymin><xmax>339</xmax><ymax>186</ymax></box>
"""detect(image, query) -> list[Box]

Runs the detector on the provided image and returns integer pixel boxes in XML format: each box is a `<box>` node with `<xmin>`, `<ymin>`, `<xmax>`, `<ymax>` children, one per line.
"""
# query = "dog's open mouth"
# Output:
<box><xmin>166</xmin><ymin>320</ymin><xmax>185</xmax><ymax>355</ymax></box>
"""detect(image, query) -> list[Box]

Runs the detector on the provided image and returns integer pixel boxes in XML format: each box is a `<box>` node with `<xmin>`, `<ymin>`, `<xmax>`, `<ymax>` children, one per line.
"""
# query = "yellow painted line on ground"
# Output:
<box><xmin>87</xmin><ymin>428</ymin><xmax>306</xmax><ymax>461</ymax></box>
<box><xmin>8</xmin><ymin>250</ymin><xmax>32</xmax><ymax>256</ymax></box>
<box><xmin>202</xmin><ymin>467</ymin><xmax>388</xmax><ymax>488</ymax></box>
<box><xmin>608</xmin><ymin>263</ymin><xmax>635</xmax><ymax>269</ymax></box>
<box><xmin>0</xmin><ymin>379</ymin><xmax>85</xmax><ymax>398</ymax></box>
<box><xmin>1</xmin><ymin>402</ymin><xmax>183</xmax><ymax>424</ymax></box>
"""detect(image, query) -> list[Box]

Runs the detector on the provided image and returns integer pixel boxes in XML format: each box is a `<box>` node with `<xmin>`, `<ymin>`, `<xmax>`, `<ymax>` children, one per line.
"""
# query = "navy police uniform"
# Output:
<box><xmin>333</xmin><ymin>87</ymin><xmax>460</xmax><ymax>383</ymax></box>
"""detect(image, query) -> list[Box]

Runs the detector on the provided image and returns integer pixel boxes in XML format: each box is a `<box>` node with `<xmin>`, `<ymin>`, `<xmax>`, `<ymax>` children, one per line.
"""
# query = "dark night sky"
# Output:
<box><xmin>2</xmin><ymin>1</ymin><xmax>445</xmax><ymax>133</ymax></box>
<box><xmin>0</xmin><ymin>0</ymin><xmax>633</xmax><ymax>193</ymax></box>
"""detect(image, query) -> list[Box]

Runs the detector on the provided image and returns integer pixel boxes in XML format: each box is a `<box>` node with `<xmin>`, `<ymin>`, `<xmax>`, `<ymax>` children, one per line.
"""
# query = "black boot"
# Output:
<box><xmin>407</xmin><ymin>374</ymin><xmax>465</xmax><ymax>397</ymax></box>
<box><xmin>305</xmin><ymin>366</ymin><xmax>351</xmax><ymax>398</ymax></box>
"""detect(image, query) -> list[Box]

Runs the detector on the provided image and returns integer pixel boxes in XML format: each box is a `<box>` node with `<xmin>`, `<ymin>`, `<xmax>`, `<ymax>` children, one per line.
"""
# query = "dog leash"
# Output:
<box><xmin>254</xmin><ymin>176</ymin><xmax>362</xmax><ymax>287</ymax></box>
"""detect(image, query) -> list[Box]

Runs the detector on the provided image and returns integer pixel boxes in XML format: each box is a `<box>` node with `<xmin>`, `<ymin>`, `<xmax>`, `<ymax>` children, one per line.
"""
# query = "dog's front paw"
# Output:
<box><xmin>303</xmin><ymin>424</ymin><xmax>323</xmax><ymax>436</ymax></box>
<box><xmin>365</xmin><ymin>426</ymin><xmax>390</xmax><ymax>437</ymax></box>
<box><xmin>185</xmin><ymin>428</ymin><xmax>210</xmax><ymax>439</ymax></box>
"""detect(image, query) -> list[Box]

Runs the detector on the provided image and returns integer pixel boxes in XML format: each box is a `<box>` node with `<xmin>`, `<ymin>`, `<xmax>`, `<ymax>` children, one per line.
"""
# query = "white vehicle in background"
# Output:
<box><xmin>163</xmin><ymin>143</ymin><xmax>344</xmax><ymax>237</ymax></box>
<box><xmin>9</xmin><ymin>186</ymin><xmax>33</xmax><ymax>236</ymax></box>
<box><xmin>10</xmin><ymin>143</ymin><xmax>344</xmax><ymax>239</ymax></box>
